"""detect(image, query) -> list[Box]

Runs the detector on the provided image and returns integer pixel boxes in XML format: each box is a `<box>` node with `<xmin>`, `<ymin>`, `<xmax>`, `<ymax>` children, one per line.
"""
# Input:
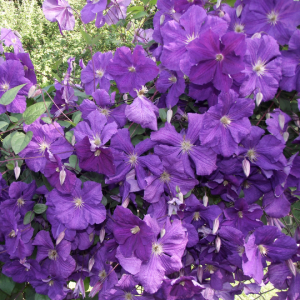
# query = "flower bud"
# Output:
<box><xmin>59</xmin><ymin>167</ymin><xmax>66</xmax><ymax>185</ymax></box>
<box><xmin>28</xmin><ymin>85</ymin><xmax>36</xmax><ymax>98</ymax></box>
<box><xmin>256</xmin><ymin>92</ymin><xmax>263</xmax><ymax>106</ymax></box>
<box><xmin>216</xmin><ymin>0</ymin><xmax>222</xmax><ymax>8</ymax></box>
<box><xmin>90</xmin><ymin>282</ymin><xmax>103</xmax><ymax>298</ymax></box>
<box><xmin>178</xmin><ymin>191</ymin><xmax>183</xmax><ymax>203</ymax></box>
<box><xmin>160</xmin><ymin>14</ymin><xmax>165</xmax><ymax>25</ymax></box>
<box><xmin>160</xmin><ymin>228</ymin><xmax>166</xmax><ymax>238</ymax></box>
<box><xmin>218</xmin><ymin>11</ymin><xmax>224</xmax><ymax>18</ymax></box>
<box><xmin>56</xmin><ymin>231</ymin><xmax>65</xmax><ymax>246</ymax></box>
<box><xmin>75</xmin><ymin>278</ymin><xmax>85</xmax><ymax>299</ymax></box>
<box><xmin>294</xmin><ymin>226</ymin><xmax>300</xmax><ymax>243</ymax></box>
<box><xmin>89</xmin><ymin>256</ymin><xmax>95</xmax><ymax>272</ymax></box>
<box><xmin>215</xmin><ymin>236</ymin><xmax>221</xmax><ymax>253</ymax></box>
<box><xmin>203</xmin><ymin>193</ymin><xmax>208</xmax><ymax>207</ymax></box>
<box><xmin>126</xmin><ymin>22</ymin><xmax>132</xmax><ymax>31</ymax></box>
<box><xmin>122</xmin><ymin>197</ymin><xmax>130</xmax><ymax>208</ymax></box>
<box><xmin>266</xmin><ymin>113</ymin><xmax>270</xmax><ymax>119</ymax></box>
<box><xmin>14</xmin><ymin>30</ymin><xmax>22</xmax><ymax>39</ymax></box>
<box><xmin>236</xmin><ymin>4</ymin><xmax>243</xmax><ymax>17</ymax></box>
<box><xmin>123</xmin><ymin>94</ymin><xmax>128</xmax><ymax>101</ymax></box>
<box><xmin>167</xmin><ymin>108</ymin><xmax>173</xmax><ymax>123</ymax></box>
<box><xmin>212</xmin><ymin>217</ymin><xmax>220</xmax><ymax>235</ymax></box>
<box><xmin>197</xmin><ymin>265</ymin><xmax>203</xmax><ymax>283</ymax></box>
<box><xmin>287</xmin><ymin>259</ymin><xmax>296</xmax><ymax>277</ymax></box>
<box><xmin>279</xmin><ymin>114</ymin><xmax>285</xmax><ymax>130</ymax></box>
<box><xmin>89</xmin><ymin>232</ymin><xmax>94</xmax><ymax>242</ymax></box>
<box><xmin>100</xmin><ymin>227</ymin><xmax>105</xmax><ymax>243</ymax></box>
<box><xmin>283</xmin><ymin>132</ymin><xmax>289</xmax><ymax>142</ymax></box>
<box><xmin>14</xmin><ymin>161</ymin><xmax>20</xmax><ymax>180</ymax></box>
<box><xmin>71</xmin><ymin>135</ymin><xmax>76</xmax><ymax>146</ymax></box>
<box><xmin>242</xmin><ymin>158</ymin><xmax>250</xmax><ymax>177</ymax></box>
<box><xmin>252</xmin><ymin>32</ymin><xmax>261</xmax><ymax>39</ymax></box>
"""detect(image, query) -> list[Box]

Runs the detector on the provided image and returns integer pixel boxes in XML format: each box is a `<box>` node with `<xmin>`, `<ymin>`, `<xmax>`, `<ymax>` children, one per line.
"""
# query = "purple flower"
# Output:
<box><xmin>135</xmin><ymin>216</ymin><xmax>188</xmax><ymax>293</ymax></box>
<box><xmin>243</xmin><ymin>226</ymin><xmax>297</xmax><ymax>283</ymax></box>
<box><xmin>242</xmin><ymin>0</ymin><xmax>300</xmax><ymax>45</ymax></box>
<box><xmin>262</xmin><ymin>191</ymin><xmax>291</xmax><ymax>218</ymax></box>
<box><xmin>0</xmin><ymin>60</ymin><xmax>32</xmax><ymax>114</ymax></box>
<box><xmin>104</xmin><ymin>0</ymin><xmax>131</xmax><ymax>26</ymax></box>
<box><xmin>42</xmin><ymin>0</ymin><xmax>75</xmax><ymax>34</ymax></box>
<box><xmin>47</xmin><ymin>179</ymin><xmax>106</xmax><ymax>230</ymax></box>
<box><xmin>107</xmin><ymin>45</ymin><xmax>159</xmax><ymax>94</ymax></box>
<box><xmin>81</xmin><ymin>51</ymin><xmax>113</xmax><ymax>95</ymax></box>
<box><xmin>200</xmin><ymin>90</ymin><xmax>254</xmax><ymax>157</ymax></box>
<box><xmin>280</xmin><ymin>30</ymin><xmax>300</xmax><ymax>92</ymax></box>
<box><xmin>151</xmin><ymin>113</ymin><xmax>217</xmax><ymax>177</ymax></box>
<box><xmin>113</xmin><ymin>206</ymin><xmax>154</xmax><ymax>261</ymax></box>
<box><xmin>186</xmin><ymin>30</ymin><xmax>246</xmax><ymax>91</ymax></box>
<box><xmin>239</xmin><ymin>35</ymin><xmax>282</xmax><ymax>102</ymax></box>
<box><xmin>33</xmin><ymin>230</ymin><xmax>76</xmax><ymax>278</ymax></box>
<box><xmin>0</xmin><ymin>28</ymin><xmax>23</xmax><ymax>53</ymax></box>
<box><xmin>74</xmin><ymin>110</ymin><xmax>117</xmax><ymax>176</ymax></box>
<box><xmin>174</xmin><ymin>0</ymin><xmax>207</xmax><ymax>13</ymax></box>
<box><xmin>81</xmin><ymin>0</ymin><xmax>107</xmax><ymax>25</ymax></box>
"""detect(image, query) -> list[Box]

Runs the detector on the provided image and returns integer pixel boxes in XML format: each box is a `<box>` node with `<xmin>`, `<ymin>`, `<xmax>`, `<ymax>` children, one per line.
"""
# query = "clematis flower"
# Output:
<box><xmin>33</xmin><ymin>230</ymin><xmax>76</xmax><ymax>278</ymax></box>
<box><xmin>74</xmin><ymin>110</ymin><xmax>117</xmax><ymax>176</ymax></box>
<box><xmin>0</xmin><ymin>28</ymin><xmax>23</xmax><ymax>54</ymax></box>
<box><xmin>47</xmin><ymin>179</ymin><xmax>106</xmax><ymax>231</ymax></box>
<box><xmin>174</xmin><ymin>0</ymin><xmax>207</xmax><ymax>13</ymax></box>
<box><xmin>107</xmin><ymin>45</ymin><xmax>159</xmax><ymax>94</ymax></box>
<box><xmin>42</xmin><ymin>0</ymin><xmax>75</xmax><ymax>34</ymax></box>
<box><xmin>199</xmin><ymin>90</ymin><xmax>254</xmax><ymax>157</ymax></box>
<box><xmin>239</xmin><ymin>35</ymin><xmax>282</xmax><ymax>102</ymax></box>
<box><xmin>262</xmin><ymin>191</ymin><xmax>291</xmax><ymax>219</ymax></box>
<box><xmin>81</xmin><ymin>0</ymin><xmax>107</xmax><ymax>25</ymax></box>
<box><xmin>151</xmin><ymin>113</ymin><xmax>217</xmax><ymax>177</ymax></box>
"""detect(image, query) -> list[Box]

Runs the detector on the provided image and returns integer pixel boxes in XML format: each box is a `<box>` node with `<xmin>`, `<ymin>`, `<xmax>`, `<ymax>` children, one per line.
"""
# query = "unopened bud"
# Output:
<box><xmin>75</xmin><ymin>278</ymin><xmax>85</xmax><ymax>299</ymax></box>
<box><xmin>90</xmin><ymin>281</ymin><xmax>103</xmax><ymax>298</ymax></box>
<box><xmin>28</xmin><ymin>85</ymin><xmax>36</xmax><ymax>98</ymax></box>
<box><xmin>197</xmin><ymin>265</ymin><xmax>203</xmax><ymax>283</ymax></box>
<box><xmin>160</xmin><ymin>228</ymin><xmax>166</xmax><ymax>238</ymax></box>
<box><xmin>218</xmin><ymin>11</ymin><xmax>224</xmax><ymax>18</ymax></box>
<box><xmin>256</xmin><ymin>92</ymin><xmax>263</xmax><ymax>106</ymax></box>
<box><xmin>287</xmin><ymin>259</ymin><xmax>296</xmax><ymax>277</ymax></box>
<box><xmin>59</xmin><ymin>167</ymin><xmax>66</xmax><ymax>185</ymax></box>
<box><xmin>212</xmin><ymin>217</ymin><xmax>220</xmax><ymax>235</ymax></box>
<box><xmin>216</xmin><ymin>0</ymin><xmax>222</xmax><ymax>8</ymax></box>
<box><xmin>123</xmin><ymin>94</ymin><xmax>128</xmax><ymax>101</ymax></box>
<box><xmin>71</xmin><ymin>135</ymin><xmax>76</xmax><ymax>146</ymax></box>
<box><xmin>89</xmin><ymin>232</ymin><xmax>94</xmax><ymax>243</ymax></box>
<box><xmin>178</xmin><ymin>192</ymin><xmax>183</xmax><ymax>203</ymax></box>
<box><xmin>56</xmin><ymin>231</ymin><xmax>65</xmax><ymax>246</ymax></box>
<box><xmin>203</xmin><ymin>194</ymin><xmax>208</xmax><ymax>206</ymax></box>
<box><xmin>266</xmin><ymin>113</ymin><xmax>270</xmax><ymax>119</ymax></box>
<box><xmin>14</xmin><ymin>30</ymin><xmax>22</xmax><ymax>39</ymax></box>
<box><xmin>160</xmin><ymin>14</ymin><xmax>165</xmax><ymax>25</ymax></box>
<box><xmin>279</xmin><ymin>114</ymin><xmax>285</xmax><ymax>130</ymax></box>
<box><xmin>236</xmin><ymin>4</ymin><xmax>243</xmax><ymax>17</ymax></box>
<box><xmin>32</xmin><ymin>89</ymin><xmax>42</xmax><ymax>98</ymax></box>
<box><xmin>167</xmin><ymin>108</ymin><xmax>173</xmax><ymax>123</ymax></box>
<box><xmin>14</xmin><ymin>161</ymin><xmax>20</xmax><ymax>180</ymax></box>
<box><xmin>283</xmin><ymin>132</ymin><xmax>289</xmax><ymax>142</ymax></box>
<box><xmin>100</xmin><ymin>227</ymin><xmax>105</xmax><ymax>243</ymax></box>
<box><xmin>126</xmin><ymin>22</ymin><xmax>132</xmax><ymax>31</ymax></box>
<box><xmin>252</xmin><ymin>32</ymin><xmax>261</xmax><ymax>39</ymax></box>
<box><xmin>122</xmin><ymin>197</ymin><xmax>130</xmax><ymax>208</ymax></box>
<box><xmin>89</xmin><ymin>257</ymin><xmax>95</xmax><ymax>272</ymax></box>
<box><xmin>215</xmin><ymin>236</ymin><xmax>221</xmax><ymax>253</ymax></box>
<box><xmin>242</xmin><ymin>158</ymin><xmax>250</xmax><ymax>177</ymax></box>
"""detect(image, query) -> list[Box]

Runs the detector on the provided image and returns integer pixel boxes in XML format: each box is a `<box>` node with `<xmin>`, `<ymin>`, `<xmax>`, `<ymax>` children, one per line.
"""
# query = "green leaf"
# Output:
<box><xmin>0</xmin><ymin>274</ymin><xmax>16</xmax><ymax>296</ymax></box>
<box><xmin>127</xmin><ymin>5</ymin><xmax>144</xmax><ymax>12</ymax></box>
<box><xmin>133</xmin><ymin>11</ymin><xmax>148</xmax><ymax>19</ymax></box>
<box><xmin>11</xmin><ymin>131</ymin><xmax>33</xmax><ymax>154</ymax></box>
<box><xmin>3</xmin><ymin>132</ymin><xmax>16</xmax><ymax>150</ymax></box>
<box><xmin>0</xmin><ymin>84</ymin><xmax>27</xmax><ymax>105</ymax></box>
<box><xmin>65</xmin><ymin>131</ymin><xmax>74</xmax><ymax>143</ymax></box>
<box><xmin>184</xmin><ymin>189</ymin><xmax>192</xmax><ymax>199</ymax></box>
<box><xmin>23</xmin><ymin>101</ymin><xmax>51</xmax><ymax>125</ymax></box>
<box><xmin>35</xmin><ymin>294</ymin><xmax>51</xmax><ymax>300</ymax></box>
<box><xmin>0</xmin><ymin>114</ymin><xmax>10</xmax><ymax>131</ymax></box>
<box><xmin>149</xmin><ymin>0</ymin><xmax>157</xmax><ymax>5</ymax></box>
<box><xmin>84</xmin><ymin>277</ymin><xmax>90</xmax><ymax>291</ymax></box>
<box><xmin>102</xmin><ymin>196</ymin><xmax>107</xmax><ymax>206</ymax></box>
<box><xmin>24</xmin><ymin>286</ymin><xmax>36</xmax><ymax>300</ymax></box>
<box><xmin>79</xmin><ymin>28</ymin><xmax>93</xmax><ymax>45</ymax></box>
<box><xmin>34</xmin><ymin>203</ymin><xmax>47</xmax><ymax>214</ymax></box>
<box><xmin>159</xmin><ymin>108</ymin><xmax>167</xmax><ymax>122</ymax></box>
<box><xmin>73</xmin><ymin>111</ymin><xmax>82</xmax><ymax>125</ymax></box>
<box><xmin>41</xmin><ymin>117</ymin><xmax>52</xmax><ymax>124</ymax></box>
<box><xmin>23</xmin><ymin>211</ymin><xmax>35</xmax><ymax>225</ymax></box>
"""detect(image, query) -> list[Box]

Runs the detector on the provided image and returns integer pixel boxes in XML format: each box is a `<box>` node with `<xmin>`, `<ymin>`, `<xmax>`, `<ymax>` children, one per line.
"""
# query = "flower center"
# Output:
<box><xmin>128</xmin><ymin>154</ymin><xmax>138</xmax><ymax>166</ymax></box>
<box><xmin>247</xmin><ymin>148</ymin><xmax>258</xmax><ymax>162</ymax></box>
<box><xmin>128</xmin><ymin>66</ymin><xmax>136</xmax><ymax>72</ymax></box>
<box><xmin>99</xmin><ymin>108</ymin><xmax>110</xmax><ymax>116</ymax></box>
<box><xmin>135</xmin><ymin>86</ymin><xmax>148</xmax><ymax>97</ymax></box>
<box><xmin>223</xmin><ymin>180</ymin><xmax>228</xmax><ymax>186</ymax></box>
<box><xmin>234</xmin><ymin>23</ymin><xmax>244</xmax><ymax>33</ymax></box>
<box><xmin>49</xmin><ymin>280</ymin><xmax>54</xmax><ymax>286</ymax></box>
<box><xmin>180</xmin><ymin>281</ymin><xmax>185</xmax><ymax>286</ymax></box>
<box><xmin>95</xmin><ymin>149</ymin><xmax>101</xmax><ymax>156</ymax></box>
<box><xmin>9</xmin><ymin>230</ymin><xmax>16</xmax><ymax>238</ymax></box>
<box><xmin>48</xmin><ymin>249</ymin><xmax>58</xmax><ymax>260</ymax></box>
<box><xmin>238</xmin><ymin>211</ymin><xmax>243</xmax><ymax>218</ymax></box>
<box><xmin>185</xmin><ymin>32</ymin><xmax>198</xmax><ymax>44</ymax></box>
<box><xmin>1</xmin><ymin>82</ymin><xmax>9</xmax><ymax>91</ymax></box>
<box><xmin>237</xmin><ymin>246</ymin><xmax>245</xmax><ymax>257</ymax></box>
<box><xmin>125</xmin><ymin>293</ymin><xmax>133</xmax><ymax>300</ymax></box>
<box><xmin>243</xmin><ymin>181</ymin><xmax>251</xmax><ymax>189</ymax></box>
<box><xmin>94</xmin><ymin>137</ymin><xmax>101</xmax><ymax>146</ymax></box>
<box><xmin>56</xmin><ymin>167</ymin><xmax>60</xmax><ymax>172</ymax></box>
<box><xmin>216</xmin><ymin>54</ymin><xmax>224</xmax><ymax>61</ymax></box>
<box><xmin>24</xmin><ymin>65</ymin><xmax>28</xmax><ymax>71</ymax></box>
<box><xmin>253</xmin><ymin>59</ymin><xmax>266</xmax><ymax>77</ymax></box>
<box><xmin>258</xmin><ymin>244</ymin><xmax>268</xmax><ymax>256</ymax></box>
<box><xmin>17</xmin><ymin>198</ymin><xmax>25</xmax><ymax>207</ymax></box>
<box><xmin>38</xmin><ymin>142</ymin><xmax>49</xmax><ymax>154</ymax></box>
<box><xmin>99</xmin><ymin>270</ymin><xmax>106</xmax><ymax>279</ymax></box>
<box><xmin>11</xmin><ymin>38</ymin><xmax>16</xmax><ymax>44</ymax></box>
<box><xmin>131</xmin><ymin>225</ymin><xmax>140</xmax><ymax>234</ymax></box>
<box><xmin>160</xmin><ymin>171</ymin><xmax>171</xmax><ymax>183</ymax></box>
<box><xmin>193</xmin><ymin>211</ymin><xmax>200</xmax><ymax>221</ymax></box>
<box><xmin>267</xmin><ymin>10</ymin><xmax>278</xmax><ymax>25</ymax></box>
<box><xmin>95</xmin><ymin>69</ymin><xmax>104</xmax><ymax>78</ymax></box>
<box><xmin>205</xmin><ymin>264</ymin><xmax>216</xmax><ymax>274</ymax></box>
<box><xmin>169</xmin><ymin>75</ymin><xmax>177</xmax><ymax>83</ymax></box>
<box><xmin>152</xmin><ymin>243</ymin><xmax>163</xmax><ymax>255</ymax></box>
<box><xmin>220</xmin><ymin>115</ymin><xmax>231</xmax><ymax>127</ymax></box>
<box><xmin>181</xmin><ymin>139</ymin><xmax>193</xmax><ymax>153</ymax></box>
<box><xmin>73</xmin><ymin>197</ymin><xmax>84</xmax><ymax>209</ymax></box>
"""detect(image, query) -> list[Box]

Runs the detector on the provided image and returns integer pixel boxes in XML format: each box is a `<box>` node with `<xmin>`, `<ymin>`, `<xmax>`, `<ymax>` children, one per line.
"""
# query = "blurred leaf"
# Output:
<box><xmin>0</xmin><ymin>84</ymin><xmax>27</xmax><ymax>105</ymax></box>
<box><xmin>23</xmin><ymin>101</ymin><xmax>51</xmax><ymax>125</ymax></box>
<box><xmin>34</xmin><ymin>203</ymin><xmax>47</xmax><ymax>214</ymax></box>
<box><xmin>24</xmin><ymin>211</ymin><xmax>35</xmax><ymax>224</ymax></box>
<box><xmin>3</xmin><ymin>132</ymin><xmax>16</xmax><ymax>150</ymax></box>
<box><xmin>127</xmin><ymin>5</ymin><xmax>144</xmax><ymax>12</ymax></box>
<box><xmin>11</xmin><ymin>131</ymin><xmax>33</xmax><ymax>154</ymax></box>
<box><xmin>24</xmin><ymin>286</ymin><xmax>36</xmax><ymax>300</ymax></box>
<box><xmin>79</xmin><ymin>28</ymin><xmax>93</xmax><ymax>45</ymax></box>
<box><xmin>159</xmin><ymin>108</ymin><xmax>167</xmax><ymax>122</ymax></box>
<box><xmin>0</xmin><ymin>114</ymin><xmax>10</xmax><ymax>131</ymax></box>
<box><xmin>35</xmin><ymin>294</ymin><xmax>50</xmax><ymax>300</ymax></box>
<box><xmin>0</xmin><ymin>274</ymin><xmax>15</xmax><ymax>296</ymax></box>
<box><xmin>41</xmin><ymin>117</ymin><xmax>52</xmax><ymax>124</ymax></box>
<box><xmin>73</xmin><ymin>111</ymin><xmax>82</xmax><ymax>125</ymax></box>
<box><xmin>133</xmin><ymin>11</ymin><xmax>148</xmax><ymax>19</ymax></box>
